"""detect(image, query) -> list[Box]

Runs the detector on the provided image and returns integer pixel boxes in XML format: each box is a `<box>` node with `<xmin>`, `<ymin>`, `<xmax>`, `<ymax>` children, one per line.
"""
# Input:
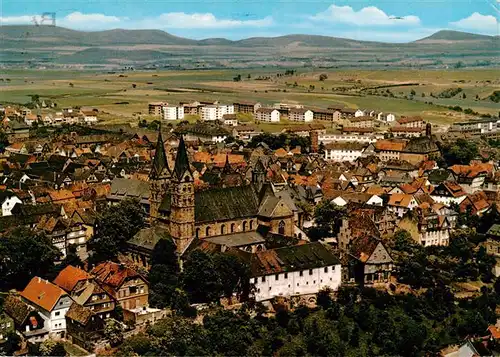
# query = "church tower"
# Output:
<box><xmin>149</xmin><ymin>127</ymin><xmax>171</xmax><ymax>221</ymax></box>
<box><xmin>169</xmin><ymin>136</ymin><xmax>195</xmax><ymax>253</ymax></box>
<box><xmin>252</xmin><ymin>159</ymin><xmax>266</xmax><ymax>192</ymax></box>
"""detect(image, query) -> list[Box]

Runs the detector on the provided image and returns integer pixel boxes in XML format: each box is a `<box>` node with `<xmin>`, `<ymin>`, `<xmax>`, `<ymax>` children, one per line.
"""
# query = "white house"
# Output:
<box><xmin>200</xmin><ymin>104</ymin><xmax>234</xmax><ymax>121</ymax></box>
<box><xmin>162</xmin><ymin>105</ymin><xmax>184</xmax><ymax>121</ymax></box>
<box><xmin>289</xmin><ymin>109</ymin><xmax>313</xmax><ymax>122</ymax></box>
<box><xmin>251</xmin><ymin>242</ymin><xmax>342</xmax><ymax>302</ymax></box>
<box><xmin>355</xmin><ymin>109</ymin><xmax>367</xmax><ymax>117</ymax></box>
<box><xmin>387</xmin><ymin>194</ymin><xmax>418</xmax><ymax>217</ymax></box>
<box><xmin>0</xmin><ymin>191</ymin><xmax>22</xmax><ymax>216</ymax></box>
<box><xmin>255</xmin><ymin>108</ymin><xmax>280</xmax><ymax>122</ymax></box>
<box><xmin>20</xmin><ymin>277</ymin><xmax>73</xmax><ymax>336</ymax></box>
<box><xmin>324</xmin><ymin>142</ymin><xmax>367</xmax><ymax>162</ymax></box>
<box><xmin>430</xmin><ymin>182</ymin><xmax>467</xmax><ymax>206</ymax></box>
<box><xmin>81</xmin><ymin>111</ymin><xmax>98</xmax><ymax>125</ymax></box>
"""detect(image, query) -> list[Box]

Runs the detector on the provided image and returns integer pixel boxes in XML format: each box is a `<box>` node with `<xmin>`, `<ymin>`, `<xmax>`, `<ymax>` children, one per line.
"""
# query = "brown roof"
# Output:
<box><xmin>349</xmin><ymin>235</ymin><xmax>380</xmax><ymax>263</ymax></box>
<box><xmin>349</xmin><ymin>116</ymin><xmax>374</xmax><ymax>122</ymax></box>
<box><xmin>374</xmin><ymin>139</ymin><xmax>407</xmax><ymax>152</ymax></box>
<box><xmin>256</xmin><ymin>108</ymin><xmax>278</xmax><ymax>114</ymax></box>
<box><xmin>21</xmin><ymin>277</ymin><xmax>67</xmax><ymax>312</ymax></box>
<box><xmin>342</xmin><ymin>127</ymin><xmax>374</xmax><ymax>133</ymax></box>
<box><xmin>324</xmin><ymin>142</ymin><xmax>367</xmax><ymax>151</ymax></box>
<box><xmin>450</xmin><ymin>163</ymin><xmax>492</xmax><ymax>178</ymax></box>
<box><xmin>53</xmin><ymin>265</ymin><xmax>90</xmax><ymax>293</ymax></box>
<box><xmin>4</xmin><ymin>294</ymin><xmax>32</xmax><ymax>325</ymax></box>
<box><xmin>397</xmin><ymin>116</ymin><xmax>424</xmax><ymax>124</ymax></box>
<box><xmin>388</xmin><ymin>193</ymin><xmax>414</xmax><ymax>207</ymax></box>
<box><xmin>66</xmin><ymin>302</ymin><xmax>94</xmax><ymax>325</ymax></box>
<box><xmin>91</xmin><ymin>261</ymin><xmax>145</xmax><ymax>290</ymax></box>
<box><xmin>390</xmin><ymin>126</ymin><xmax>424</xmax><ymax>133</ymax></box>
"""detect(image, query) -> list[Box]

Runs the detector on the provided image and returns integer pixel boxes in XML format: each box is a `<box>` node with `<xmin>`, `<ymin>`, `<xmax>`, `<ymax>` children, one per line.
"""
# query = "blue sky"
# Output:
<box><xmin>1</xmin><ymin>0</ymin><xmax>498</xmax><ymax>42</ymax></box>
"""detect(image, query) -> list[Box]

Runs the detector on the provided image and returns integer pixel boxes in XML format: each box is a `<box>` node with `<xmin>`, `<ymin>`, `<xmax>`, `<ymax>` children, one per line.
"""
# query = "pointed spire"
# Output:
<box><xmin>223</xmin><ymin>154</ymin><xmax>232</xmax><ymax>174</ymax></box>
<box><xmin>174</xmin><ymin>135</ymin><xmax>190</xmax><ymax>180</ymax></box>
<box><xmin>150</xmin><ymin>124</ymin><xmax>170</xmax><ymax>179</ymax></box>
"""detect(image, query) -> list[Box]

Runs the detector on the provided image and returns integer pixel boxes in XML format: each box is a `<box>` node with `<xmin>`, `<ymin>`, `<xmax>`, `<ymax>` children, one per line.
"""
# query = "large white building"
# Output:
<box><xmin>200</xmin><ymin>104</ymin><xmax>234</xmax><ymax>121</ymax></box>
<box><xmin>250</xmin><ymin>242</ymin><xmax>342</xmax><ymax>302</ymax></box>
<box><xmin>324</xmin><ymin>142</ymin><xmax>367</xmax><ymax>162</ymax></box>
<box><xmin>162</xmin><ymin>105</ymin><xmax>185</xmax><ymax>121</ymax></box>
<box><xmin>255</xmin><ymin>108</ymin><xmax>280</xmax><ymax>122</ymax></box>
<box><xmin>318</xmin><ymin>133</ymin><xmax>384</xmax><ymax>145</ymax></box>
<box><xmin>288</xmin><ymin>109</ymin><xmax>313</xmax><ymax>122</ymax></box>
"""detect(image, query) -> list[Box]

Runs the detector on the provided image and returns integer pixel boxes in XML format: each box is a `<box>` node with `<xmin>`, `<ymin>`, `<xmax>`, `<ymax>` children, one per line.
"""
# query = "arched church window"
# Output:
<box><xmin>196</xmin><ymin>228</ymin><xmax>200</xmax><ymax>239</ymax></box>
<box><xmin>249</xmin><ymin>220</ymin><xmax>254</xmax><ymax>230</ymax></box>
<box><xmin>221</xmin><ymin>225</ymin><xmax>225</xmax><ymax>235</ymax></box>
<box><xmin>206</xmin><ymin>226</ymin><xmax>211</xmax><ymax>236</ymax></box>
<box><xmin>243</xmin><ymin>221</ymin><xmax>247</xmax><ymax>231</ymax></box>
<box><xmin>278</xmin><ymin>220</ymin><xmax>285</xmax><ymax>235</ymax></box>
<box><xmin>231</xmin><ymin>223</ymin><xmax>235</xmax><ymax>233</ymax></box>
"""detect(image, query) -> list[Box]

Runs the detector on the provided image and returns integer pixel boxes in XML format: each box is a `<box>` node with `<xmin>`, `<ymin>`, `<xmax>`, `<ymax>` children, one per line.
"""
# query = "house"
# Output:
<box><xmin>175</xmin><ymin>122</ymin><xmax>230</xmax><ymax>143</ymax></box>
<box><xmin>318</xmin><ymin>133</ymin><xmax>383</xmax><ymax>145</ymax></box>
<box><xmin>449</xmin><ymin>164</ymin><xmax>489</xmax><ymax>194</ymax></box>
<box><xmin>222</xmin><ymin>113</ymin><xmax>238</xmax><ymax>126</ymax></box>
<box><xmin>233</xmin><ymin>101</ymin><xmax>261</xmax><ymax>114</ymax></box>
<box><xmin>324</xmin><ymin>142</ymin><xmax>367</xmax><ymax>162</ymax></box>
<box><xmin>460</xmin><ymin>191</ymin><xmax>490</xmax><ymax>215</ymax></box>
<box><xmin>4</xmin><ymin>120</ymin><xmax>30</xmax><ymax>141</ymax></box>
<box><xmin>126</xmin><ymin>226</ymin><xmax>170</xmax><ymax>269</ymax></box>
<box><xmin>200</xmin><ymin>104</ymin><xmax>234</xmax><ymax>121</ymax></box>
<box><xmin>162</xmin><ymin>105</ymin><xmax>184</xmax><ymax>121</ymax></box>
<box><xmin>91</xmin><ymin>262</ymin><xmax>149</xmax><ymax>311</ymax></box>
<box><xmin>400</xmin><ymin>136</ymin><xmax>440</xmax><ymax>165</ymax></box>
<box><xmin>312</xmin><ymin>108</ymin><xmax>341</xmax><ymax>122</ymax></box>
<box><xmin>397</xmin><ymin>116</ymin><xmax>425</xmax><ymax>128</ymax></box>
<box><xmin>3</xmin><ymin>294</ymin><xmax>48</xmax><ymax>342</ymax></box>
<box><xmin>340</xmin><ymin>108</ymin><xmax>357</xmax><ymax>119</ymax></box>
<box><xmin>249</xmin><ymin>242</ymin><xmax>342</xmax><ymax>302</ymax></box>
<box><xmin>81</xmin><ymin>110</ymin><xmax>98</xmax><ymax>125</ymax></box>
<box><xmin>341</xmin><ymin>127</ymin><xmax>375</xmax><ymax>135</ymax></box>
<box><xmin>485</xmin><ymin>224</ymin><xmax>500</xmax><ymax>259</ymax></box>
<box><xmin>65</xmin><ymin>303</ymin><xmax>105</xmax><ymax>351</ymax></box>
<box><xmin>255</xmin><ymin>108</ymin><xmax>280</xmax><ymax>122</ymax></box>
<box><xmin>288</xmin><ymin>108</ymin><xmax>313</xmax><ymax>122</ymax></box>
<box><xmin>348</xmin><ymin>116</ymin><xmax>374</xmax><ymax>128</ymax></box>
<box><xmin>431</xmin><ymin>181</ymin><xmax>467</xmax><ymax>206</ymax></box>
<box><xmin>390</xmin><ymin>126</ymin><xmax>424</xmax><ymax>138</ymax></box>
<box><xmin>232</xmin><ymin>125</ymin><xmax>262</xmax><ymax>141</ymax></box>
<box><xmin>123</xmin><ymin>306</ymin><xmax>169</xmax><ymax>328</ymax></box>
<box><xmin>20</xmin><ymin>277</ymin><xmax>72</xmax><ymax>337</ymax></box>
<box><xmin>387</xmin><ymin>193</ymin><xmax>418</xmax><ymax>217</ymax></box>
<box><xmin>345</xmin><ymin>235</ymin><xmax>394</xmax><ymax>285</ymax></box>
<box><xmin>283</xmin><ymin>124</ymin><xmax>326</xmax><ymax>137</ymax></box>
<box><xmin>355</xmin><ymin>109</ymin><xmax>367</xmax><ymax>117</ymax></box>
<box><xmin>0</xmin><ymin>190</ymin><xmax>22</xmax><ymax>216</ymax></box>
<box><xmin>378</xmin><ymin>113</ymin><xmax>396</xmax><ymax>122</ymax></box>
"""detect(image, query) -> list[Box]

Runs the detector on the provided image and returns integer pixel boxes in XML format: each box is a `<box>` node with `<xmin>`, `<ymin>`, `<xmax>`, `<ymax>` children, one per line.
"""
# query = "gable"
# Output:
<box><xmin>366</xmin><ymin>242</ymin><xmax>392</xmax><ymax>264</ymax></box>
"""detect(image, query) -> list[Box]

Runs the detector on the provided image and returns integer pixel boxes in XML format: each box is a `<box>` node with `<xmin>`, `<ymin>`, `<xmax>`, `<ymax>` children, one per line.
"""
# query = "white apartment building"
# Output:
<box><xmin>324</xmin><ymin>142</ymin><xmax>367</xmax><ymax>162</ymax></box>
<box><xmin>251</xmin><ymin>243</ymin><xmax>342</xmax><ymax>302</ymax></box>
<box><xmin>200</xmin><ymin>104</ymin><xmax>234</xmax><ymax>121</ymax></box>
<box><xmin>162</xmin><ymin>105</ymin><xmax>184</xmax><ymax>121</ymax></box>
<box><xmin>318</xmin><ymin>133</ymin><xmax>384</xmax><ymax>144</ymax></box>
<box><xmin>255</xmin><ymin>108</ymin><xmax>280</xmax><ymax>122</ymax></box>
<box><xmin>289</xmin><ymin>109</ymin><xmax>314</xmax><ymax>122</ymax></box>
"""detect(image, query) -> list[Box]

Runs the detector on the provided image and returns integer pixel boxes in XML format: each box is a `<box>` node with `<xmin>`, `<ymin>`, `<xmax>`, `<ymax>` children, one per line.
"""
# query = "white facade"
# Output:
<box><xmin>289</xmin><ymin>110</ymin><xmax>313</xmax><ymax>122</ymax></box>
<box><xmin>419</xmin><ymin>229</ymin><xmax>450</xmax><ymax>247</ymax></box>
<box><xmin>318</xmin><ymin>133</ymin><xmax>383</xmax><ymax>144</ymax></box>
<box><xmin>1</xmin><ymin>195</ymin><xmax>22</xmax><ymax>216</ymax></box>
<box><xmin>252</xmin><ymin>264</ymin><xmax>342</xmax><ymax>302</ymax></box>
<box><xmin>430</xmin><ymin>194</ymin><xmax>467</xmax><ymax>206</ymax></box>
<box><xmin>366</xmin><ymin>195</ymin><xmax>384</xmax><ymax>206</ymax></box>
<box><xmin>256</xmin><ymin>109</ymin><xmax>280</xmax><ymax>122</ymax></box>
<box><xmin>200</xmin><ymin>105</ymin><xmax>234</xmax><ymax>121</ymax></box>
<box><xmin>355</xmin><ymin>109</ymin><xmax>366</xmax><ymax>117</ymax></box>
<box><xmin>324</xmin><ymin>148</ymin><xmax>364</xmax><ymax>162</ymax></box>
<box><xmin>162</xmin><ymin>106</ymin><xmax>184</xmax><ymax>121</ymax></box>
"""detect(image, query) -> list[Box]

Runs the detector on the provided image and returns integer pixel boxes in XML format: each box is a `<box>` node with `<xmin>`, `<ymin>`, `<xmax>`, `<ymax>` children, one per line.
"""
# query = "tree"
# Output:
<box><xmin>104</xmin><ymin>318</ymin><xmax>124</xmax><ymax>346</ymax></box>
<box><xmin>442</xmin><ymin>138</ymin><xmax>478</xmax><ymax>166</ymax></box>
<box><xmin>149</xmin><ymin>237</ymin><xmax>180</xmax><ymax>308</ymax></box>
<box><xmin>39</xmin><ymin>339</ymin><xmax>66</xmax><ymax>356</ymax></box>
<box><xmin>182</xmin><ymin>250</ymin><xmax>222</xmax><ymax>303</ymax></box>
<box><xmin>308</xmin><ymin>200</ymin><xmax>346</xmax><ymax>240</ymax></box>
<box><xmin>0</xmin><ymin>130</ymin><xmax>9</xmax><ymax>152</ymax></box>
<box><xmin>1</xmin><ymin>331</ymin><xmax>21</xmax><ymax>355</ymax></box>
<box><xmin>319</xmin><ymin>74</ymin><xmax>328</xmax><ymax>81</ymax></box>
<box><xmin>88</xmin><ymin>199</ymin><xmax>144</xmax><ymax>263</ymax></box>
<box><xmin>60</xmin><ymin>244</ymin><xmax>83</xmax><ymax>269</ymax></box>
<box><xmin>0</xmin><ymin>227</ymin><xmax>60</xmax><ymax>290</ymax></box>
<box><xmin>233</xmin><ymin>74</ymin><xmax>242</xmax><ymax>82</ymax></box>
<box><xmin>132</xmin><ymin>83</ymin><xmax>137</xmax><ymax>88</ymax></box>
<box><xmin>213</xmin><ymin>253</ymin><xmax>251</xmax><ymax>300</ymax></box>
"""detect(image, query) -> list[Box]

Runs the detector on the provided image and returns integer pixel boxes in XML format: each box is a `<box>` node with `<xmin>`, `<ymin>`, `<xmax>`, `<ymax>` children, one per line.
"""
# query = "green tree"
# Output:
<box><xmin>0</xmin><ymin>228</ymin><xmax>60</xmax><ymax>290</ymax></box>
<box><xmin>39</xmin><ymin>339</ymin><xmax>66</xmax><ymax>356</ymax></box>
<box><xmin>60</xmin><ymin>244</ymin><xmax>83</xmax><ymax>269</ymax></box>
<box><xmin>182</xmin><ymin>250</ymin><xmax>222</xmax><ymax>303</ymax></box>
<box><xmin>213</xmin><ymin>253</ymin><xmax>251</xmax><ymax>299</ymax></box>
<box><xmin>442</xmin><ymin>138</ymin><xmax>478</xmax><ymax>166</ymax></box>
<box><xmin>149</xmin><ymin>237</ymin><xmax>180</xmax><ymax>308</ymax></box>
<box><xmin>308</xmin><ymin>200</ymin><xmax>346</xmax><ymax>240</ymax></box>
<box><xmin>104</xmin><ymin>318</ymin><xmax>124</xmax><ymax>346</ymax></box>
<box><xmin>88</xmin><ymin>199</ymin><xmax>144</xmax><ymax>263</ymax></box>
<box><xmin>319</xmin><ymin>73</ymin><xmax>328</xmax><ymax>81</ymax></box>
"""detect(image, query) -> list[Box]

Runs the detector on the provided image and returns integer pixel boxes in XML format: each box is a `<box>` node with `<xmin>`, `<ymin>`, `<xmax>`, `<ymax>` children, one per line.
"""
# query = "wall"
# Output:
<box><xmin>252</xmin><ymin>264</ymin><xmax>342</xmax><ymax>301</ymax></box>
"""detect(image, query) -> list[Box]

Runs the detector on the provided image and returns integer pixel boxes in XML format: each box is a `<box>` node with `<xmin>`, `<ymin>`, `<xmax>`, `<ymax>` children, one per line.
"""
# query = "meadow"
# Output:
<box><xmin>1</xmin><ymin>68</ymin><xmax>498</xmax><ymax>130</ymax></box>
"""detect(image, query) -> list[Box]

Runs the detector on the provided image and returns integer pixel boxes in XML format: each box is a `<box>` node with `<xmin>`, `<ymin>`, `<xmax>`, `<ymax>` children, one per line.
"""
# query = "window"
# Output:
<box><xmin>275</xmin><ymin>274</ymin><xmax>279</xmax><ymax>281</ymax></box>
<box><xmin>299</xmin><ymin>271</ymin><xmax>303</xmax><ymax>277</ymax></box>
<box><xmin>257</xmin><ymin>288</ymin><xmax>260</xmax><ymax>293</ymax></box>
<box><xmin>55</xmin><ymin>311</ymin><xmax>60</xmax><ymax>316</ymax></box>
<box><xmin>231</xmin><ymin>223</ymin><xmax>235</xmax><ymax>233</ymax></box>
<box><xmin>221</xmin><ymin>225</ymin><xmax>225</xmax><ymax>235</ymax></box>
<box><xmin>206</xmin><ymin>226</ymin><xmax>211</xmax><ymax>236</ymax></box>
<box><xmin>250</xmin><ymin>220</ymin><xmax>253</xmax><ymax>230</ymax></box>
<box><xmin>130</xmin><ymin>286</ymin><xmax>137</xmax><ymax>294</ymax></box>
<box><xmin>243</xmin><ymin>221</ymin><xmax>247</xmax><ymax>231</ymax></box>
<box><xmin>324</xmin><ymin>267</ymin><xmax>329</xmax><ymax>273</ymax></box>
<box><xmin>262</xmin><ymin>276</ymin><xmax>266</xmax><ymax>283</ymax></box>
<box><xmin>278</xmin><ymin>220</ymin><xmax>285</xmax><ymax>235</ymax></box>
<box><xmin>284</xmin><ymin>273</ymin><xmax>288</xmax><ymax>279</ymax></box>
<box><xmin>309</xmin><ymin>269</ymin><xmax>313</xmax><ymax>275</ymax></box>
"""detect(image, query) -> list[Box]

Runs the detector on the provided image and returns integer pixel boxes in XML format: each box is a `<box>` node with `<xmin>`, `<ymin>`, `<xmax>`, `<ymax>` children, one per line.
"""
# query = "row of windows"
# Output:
<box><xmin>256</xmin><ymin>277</ymin><xmax>336</xmax><ymax>293</ymax></box>
<box><xmin>258</xmin><ymin>267</ymin><xmax>335</xmax><ymax>283</ymax></box>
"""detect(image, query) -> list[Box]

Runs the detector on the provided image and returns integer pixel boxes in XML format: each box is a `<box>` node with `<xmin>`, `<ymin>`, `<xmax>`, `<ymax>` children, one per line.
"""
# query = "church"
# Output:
<box><xmin>128</xmin><ymin>129</ymin><xmax>297</xmax><ymax>264</ymax></box>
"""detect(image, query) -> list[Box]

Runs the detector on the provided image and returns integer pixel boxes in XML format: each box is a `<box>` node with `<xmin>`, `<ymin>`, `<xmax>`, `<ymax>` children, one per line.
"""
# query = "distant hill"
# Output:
<box><xmin>1</xmin><ymin>25</ymin><xmax>498</xmax><ymax>69</ymax></box>
<box><xmin>415</xmin><ymin>30</ymin><xmax>497</xmax><ymax>43</ymax></box>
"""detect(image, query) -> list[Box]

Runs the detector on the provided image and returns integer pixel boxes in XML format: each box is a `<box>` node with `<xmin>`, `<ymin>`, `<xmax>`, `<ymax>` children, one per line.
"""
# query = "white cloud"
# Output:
<box><xmin>58</xmin><ymin>12</ymin><xmax>123</xmax><ymax>28</ymax></box>
<box><xmin>310</xmin><ymin>5</ymin><xmax>420</xmax><ymax>26</ymax></box>
<box><xmin>450</xmin><ymin>12</ymin><xmax>499</xmax><ymax>34</ymax></box>
<box><xmin>158</xmin><ymin>12</ymin><xmax>273</xmax><ymax>29</ymax></box>
<box><xmin>0</xmin><ymin>15</ymin><xmax>39</xmax><ymax>25</ymax></box>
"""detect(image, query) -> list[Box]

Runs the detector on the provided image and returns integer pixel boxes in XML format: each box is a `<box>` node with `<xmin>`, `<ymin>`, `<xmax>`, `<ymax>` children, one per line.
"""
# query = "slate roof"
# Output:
<box><xmin>487</xmin><ymin>224</ymin><xmax>500</xmax><ymax>237</ymax></box>
<box><xmin>402</xmin><ymin>136</ymin><xmax>439</xmax><ymax>154</ymax></box>
<box><xmin>21</xmin><ymin>277</ymin><xmax>67</xmax><ymax>312</ymax></box>
<box><xmin>205</xmin><ymin>231</ymin><xmax>266</xmax><ymax>247</ymax></box>
<box><xmin>250</xmin><ymin>242</ymin><xmax>340</xmax><ymax>276</ymax></box>
<box><xmin>173</xmin><ymin>136</ymin><xmax>190</xmax><ymax>180</ymax></box>
<box><xmin>66</xmin><ymin>303</ymin><xmax>93</xmax><ymax>325</ymax></box>
<box><xmin>53</xmin><ymin>265</ymin><xmax>90</xmax><ymax>293</ymax></box>
<box><xmin>349</xmin><ymin>236</ymin><xmax>386</xmax><ymax>263</ymax></box>
<box><xmin>109</xmin><ymin>178</ymin><xmax>149</xmax><ymax>199</ymax></box>
<box><xmin>150</xmin><ymin>128</ymin><xmax>170</xmax><ymax>180</ymax></box>
<box><xmin>194</xmin><ymin>185</ymin><xmax>259</xmax><ymax>223</ymax></box>
<box><xmin>128</xmin><ymin>225</ymin><xmax>170</xmax><ymax>251</ymax></box>
<box><xmin>4</xmin><ymin>294</ymin><xmax>32</xmax><ymax>325</ymax></box>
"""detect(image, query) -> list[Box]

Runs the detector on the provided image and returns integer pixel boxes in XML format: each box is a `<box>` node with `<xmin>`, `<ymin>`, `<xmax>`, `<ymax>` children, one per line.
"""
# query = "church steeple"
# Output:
<box><xmin>173</xmin><ymin>135</ymin><xmax>190</xmax><ymax>181</ymax></box>
<box><xmin>149</xmin><ymin>126</ymin><xmax>171</xmax><ymax>221</ymax></box>
<box><xmin>223</xmin><ymin>154</ymin><xmax>232</xmax><ymax>174</ymax></box>
<box><xmin>150</xmin><ymin>127</ymin><xmax>170</xmax><ymax>179</ymax></box>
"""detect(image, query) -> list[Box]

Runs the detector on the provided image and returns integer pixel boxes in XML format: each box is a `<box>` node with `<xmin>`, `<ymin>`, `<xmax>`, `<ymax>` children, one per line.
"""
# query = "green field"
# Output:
<box><xmin>1</xmin><ymin>68</ymin><xmax>498</xmax><ymax>128</ymax></box>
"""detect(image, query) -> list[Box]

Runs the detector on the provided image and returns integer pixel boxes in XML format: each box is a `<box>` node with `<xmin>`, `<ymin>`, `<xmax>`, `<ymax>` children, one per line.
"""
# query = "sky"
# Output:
<box><xmin>0</xmin><ymin>0</ymin><xmax>499</xmax><ymax>42</ymax></box>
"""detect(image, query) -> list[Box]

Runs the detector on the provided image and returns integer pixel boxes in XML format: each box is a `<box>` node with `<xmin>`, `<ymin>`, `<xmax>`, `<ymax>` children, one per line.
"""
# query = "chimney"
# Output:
<box><xmin>310</xmin><ymin>130</ymin><xmax>319</xmax><ymax>153</ymax></box>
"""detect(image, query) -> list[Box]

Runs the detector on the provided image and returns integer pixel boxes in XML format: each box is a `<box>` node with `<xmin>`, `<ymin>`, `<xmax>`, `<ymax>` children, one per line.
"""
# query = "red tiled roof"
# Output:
<box><xmin>91</xmin><ymin>261</ymin><xmax>145</xmax><ymax>290</ymax></box>
<box><xmin>21</xmin><ymin>277</ymin><xmax>67</xmax><ymax>312</ymax></box>
<box><xmin>53</xmin><ymin>265</ymin><xmax>90</xmax><ymax>293</ymax></box>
